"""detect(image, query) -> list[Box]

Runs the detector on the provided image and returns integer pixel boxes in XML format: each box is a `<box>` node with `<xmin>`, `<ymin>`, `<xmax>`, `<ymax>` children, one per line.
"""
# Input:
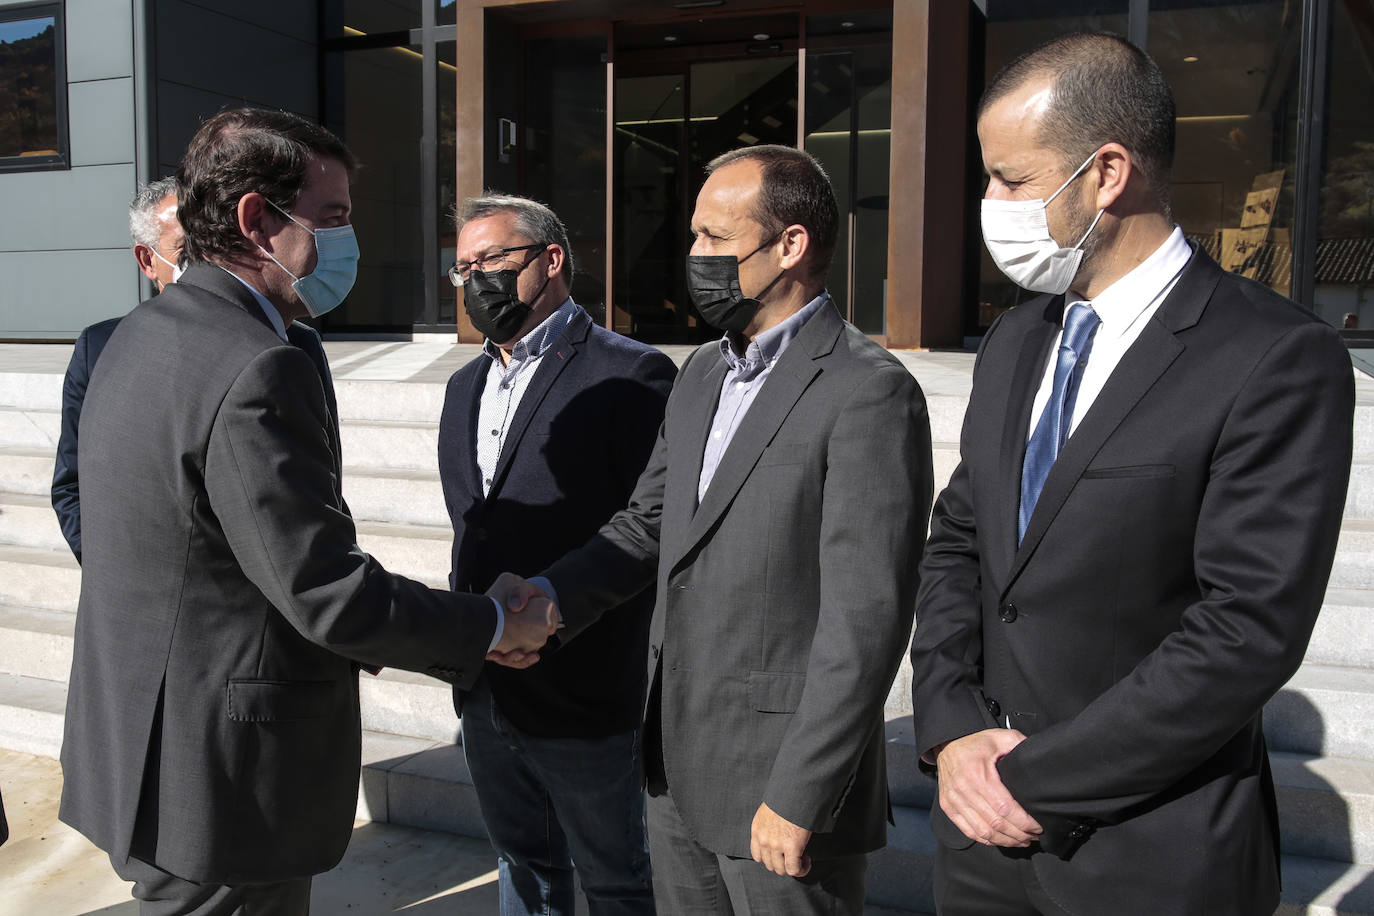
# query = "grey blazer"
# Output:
<box><xmin>545</xmin><ymin>301</ymin><xmax>933</xmax><ymax>859</ymax></box>
<box><xmin>59</xmin><ymin>263</ymin><xmax>497</xmax><ymax>885</ymax></box>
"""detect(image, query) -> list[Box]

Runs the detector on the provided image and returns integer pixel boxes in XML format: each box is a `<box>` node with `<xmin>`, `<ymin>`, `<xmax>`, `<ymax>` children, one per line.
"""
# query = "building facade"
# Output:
<box><xmin>1</xmin><ymin>0</ymin><xmax>1370</xmax><ymax>348</ymax></box>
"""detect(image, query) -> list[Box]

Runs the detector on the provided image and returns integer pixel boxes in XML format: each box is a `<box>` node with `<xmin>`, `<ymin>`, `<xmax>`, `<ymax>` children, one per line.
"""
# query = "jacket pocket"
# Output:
<box><xmin>748</xmin><ymin>670</ymin><xmax>806</xmax><ymax>713</ymax></box>
<box><xmin>1080</xmin><ymin>463</ymin><xmax>1175</xmax><ymax>479</ymax></box>
<box><xmin>226</xmin><ymin>679</ymin><xmax>334</xmax><ymax>722</ymax></box>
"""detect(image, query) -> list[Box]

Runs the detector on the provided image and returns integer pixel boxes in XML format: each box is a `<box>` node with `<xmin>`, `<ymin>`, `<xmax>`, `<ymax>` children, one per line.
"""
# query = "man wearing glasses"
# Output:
<box><xmin>438</xmin><ymin>193</ymin><xmax>676</xmax><ymax>916</ymax></box>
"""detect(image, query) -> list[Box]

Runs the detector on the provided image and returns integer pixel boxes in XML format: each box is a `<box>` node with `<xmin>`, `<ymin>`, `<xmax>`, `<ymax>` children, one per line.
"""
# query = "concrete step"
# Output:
<box><xmin>1308</xmin><ymin>589</ymin><xmax>1374</xmax><ymax>669</ymax></box>
<box><xmin>0</xmin><ymin>604</ymin><xmax>73</xmax><ymax>682</ymax></box>
<box><xmin>1268</xmin><ymin>665</ymin><xmax>1374</xmax><ymax>759</ymax></box>
<box><xmin>0</xmin><ymin>407</ymin><xmax>59</xmax><ymax>451</ymax></box>
<box><xmin>1274</xmin><ymin>751</ymin><xmax>1374</xmax><ymax>866</ymax></box>
<box><xmin>339</xmin><ymin>419</ymin><xmax>440</xmax><ymax>473</ymax></box>
<box><xmin>0</xmin><ymin>490</ymin><xmax>67</xmax><ymax>552</ymax></box>
<box><xmin>334</xmin><ymin>378</ymin><xmax>447</xmax><ymax>424</ymax></box>
<box><xmin>1330</xmin><ymin>522</ymin><xmax>1374</xmax><ymax>591</ymax></box>
<box><xmin>0</xmin><ymin>371</ymin><xmax>62</xmax><ymax>411</ymax></box>
<box><xmin>344</xmin><ymin>465</ymin><xmax>449</xmax><ymax>528</ymax></box>
<box><xmin>355</xmin><ymin>520</ymin><xmax>450</xmax><ymax>588</ymax></box>
<box><xmin>359</xmin><ymin>667</ymin><xmax>458</xmax><ymax>745</ymax></box>
<box><xmin>0</xmin><ymin>445</ymin><xmax>58</xmax><ymax>496</ymax></box>
<box><xmin>0</xmin><ymin>671</ymin><xmax>65</xmax><ymax>758</ymax></box>
<box><xmin>1279</xmin><ymin>855</ymin><xmax>1374</xmax><ymax>915</ymax></box>
<box><xmin>0</xmin><ymin>543</ymin><xmax>80</xmax><ymax>612</ymax></box>
<box><xmin>1347</xmin><ymin>457</ymin><xmax>1374</xmax><ymax>520</ymax></box>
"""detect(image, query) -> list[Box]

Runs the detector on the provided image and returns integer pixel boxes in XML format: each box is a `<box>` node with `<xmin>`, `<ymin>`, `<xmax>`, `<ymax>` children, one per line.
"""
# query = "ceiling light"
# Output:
<box><xmin>754</xmin><ymin>33</ymin><xmax>769</xmax><ymax>40</ymax></box>
<box><xmin>665</xmin><ymin>35</ymin><xmax>678</xmax><ymax>42</ymax></box>
<box><xmin>1183</xmin><ymin>56</ymin><xmax>1199</xmax><ymax>63</ymax></box>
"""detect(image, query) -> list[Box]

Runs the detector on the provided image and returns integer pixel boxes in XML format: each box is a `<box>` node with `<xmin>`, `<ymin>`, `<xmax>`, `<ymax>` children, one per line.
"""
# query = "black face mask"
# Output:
<box><xmin>685</xmin><ymin>237</ymin><xmax>781</xmax><ymax>333</ymax></box>
<box><xmin>464</xmin><ymin>262</ymin><xmax>550</xmax><ymax>344</ymax></box>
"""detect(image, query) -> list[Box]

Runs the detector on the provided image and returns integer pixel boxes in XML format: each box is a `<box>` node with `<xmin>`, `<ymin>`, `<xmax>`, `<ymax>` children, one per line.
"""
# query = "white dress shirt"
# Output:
<box><xmin>1026</xmin><ymin>227</ymin><xmax>1193</xmax><ymax>442</ymax></box>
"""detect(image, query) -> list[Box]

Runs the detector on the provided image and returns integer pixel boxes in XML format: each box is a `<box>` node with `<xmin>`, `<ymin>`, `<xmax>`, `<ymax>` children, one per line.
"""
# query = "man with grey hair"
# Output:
<box><xmin>438</xmin><ymin>192</ymin><xmax>675</xmax><ymax>916</ymax></box>
<box><xmin>51</xmin><ymin>177</ymin><xmax>184</xmax><ymax>561</ymax></box>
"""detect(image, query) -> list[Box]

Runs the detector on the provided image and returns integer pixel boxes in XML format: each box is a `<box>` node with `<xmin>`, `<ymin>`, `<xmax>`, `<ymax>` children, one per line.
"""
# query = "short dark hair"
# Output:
<box><xmin>455</xmin><ymin>192</ymin><xmax>575</xmax><ymax>285</ymax></box>
<box><xmin>176</xmin><ymin>108</ymin><xmax>358</xmax><ymax>263</ymax></box>
<box><xmin>980</xmin><ymin>32</ymin><xmax>1175</xmax><ymax>214</ymax></box>
<box><xmin>706</xmin><ymin>145</ymin><xmax>840</xmax><ymax>280</ymax></box>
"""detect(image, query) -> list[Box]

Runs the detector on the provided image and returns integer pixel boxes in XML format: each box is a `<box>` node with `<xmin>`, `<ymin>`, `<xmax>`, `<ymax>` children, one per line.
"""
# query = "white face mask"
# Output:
<box><xmin>981</xmin><ymin>151</ymin><xmax>1104</xmax><ymax>295</ymax></box>
<box><xmin>150</xmin><ymin>248</ymin><xmax>183</xmax><ymax>287</ymax></box>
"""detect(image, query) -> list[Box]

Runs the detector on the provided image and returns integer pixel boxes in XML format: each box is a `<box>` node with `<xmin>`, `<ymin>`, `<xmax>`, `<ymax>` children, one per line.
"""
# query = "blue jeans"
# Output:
<box><xmin>461</xmin><ymin>676</ymin><xmax>656</xmax><ymax>916</ymax></box>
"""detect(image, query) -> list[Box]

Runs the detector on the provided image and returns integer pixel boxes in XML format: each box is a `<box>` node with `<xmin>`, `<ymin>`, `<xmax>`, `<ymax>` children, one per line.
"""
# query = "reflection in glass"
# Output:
<box><xmin>438</xmin><ymin>40</ymin><xmax>457</xmax><ymax>323</ymax></box>
<box><xmin>325</xmin><ymin>0</ymin><xmax>420</xmax><ymax>38</ymax></box>
<box><xmin>321</xmin><ymin>45</ymin><xmax>423</xmax><ymax>331</ymax></box>
<box><xmin>1152</xmin><ymin>2</ymin><xmax>1297</xmax><ymax>302</ymax></box>
<box><xmin>1317</xmin><ymin>0</ymin><xmax>1374</xmax><ymax>330</ymax></box>
<box><xmin>805</xmin><ymin>14</ymin><xmax>893</xmax><ymax>335</ymax></box>
<box><xmin>524</xmin><ymin>36</ymin><xmax>609</xmax><ymax>325</ymax></box>
<box><xmin>977</xmin><ymin>3</ymin><xmax>1129</xmax><ymax>331</ymax></box>
<box><xmin>437</xmin><ymin>0</ymin><xmax>456</xmax><ymax>27</ymax></box>
<box><xmin>0</xmin><ymin>15</ymin><xmax>59</xmax><ymax>160</ymax></box>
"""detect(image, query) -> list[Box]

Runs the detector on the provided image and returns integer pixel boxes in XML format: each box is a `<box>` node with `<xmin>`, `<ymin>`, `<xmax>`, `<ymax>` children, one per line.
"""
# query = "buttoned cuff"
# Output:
<box><xmin>487</xmin><ymin>596</ymin><xmax>505</xmax><ymax>652</ymax></box>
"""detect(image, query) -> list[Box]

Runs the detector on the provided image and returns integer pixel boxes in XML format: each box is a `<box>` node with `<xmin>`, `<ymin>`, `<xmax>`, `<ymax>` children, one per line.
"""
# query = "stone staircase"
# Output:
<box><xmin>0</xmin><ymin>348</ymin><xmax>1371</xmax><ymax>914</ymax></box>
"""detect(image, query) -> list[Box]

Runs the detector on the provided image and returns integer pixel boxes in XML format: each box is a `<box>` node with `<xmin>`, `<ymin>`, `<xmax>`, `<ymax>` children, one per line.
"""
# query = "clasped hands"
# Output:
<box><xmin>484</xmin><ymin>572</ymin><xmax>557</xmax><ymax>669</ymax></box>
<box><xmin>934</xmin><ymin>728</ymin><xmax>1043</xmax><ymax>847</ymax></box>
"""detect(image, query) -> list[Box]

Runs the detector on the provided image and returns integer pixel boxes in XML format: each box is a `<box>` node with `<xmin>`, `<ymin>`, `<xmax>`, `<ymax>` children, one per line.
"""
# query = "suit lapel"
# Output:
<box><xmin>487</xmin><ymin>311</ymin><xmax>589</xmax><ymax>499</ymax></box>
<box><xmin>1004</xmin><ymin>246</ymin><xmax>1219</xmax><ymax>592</ymax></box>
<box><xmin>673</xmin><ymin>305</ymin><xmax>838</xmax><ymax>567</ymax></box>
<box><xmin>661</xmin><ymin>347</ymin><xmax>728</xmax><ymax>564</ymax></box>
<box><xmin>456</xmin><ymin>359</ymin><xmax>489</xmax><ymax>502</ymax></box>
<box><xmin>994</xmin><ymin>299</ymin><xmax>1062</xmax><ymax>582</ymax></box>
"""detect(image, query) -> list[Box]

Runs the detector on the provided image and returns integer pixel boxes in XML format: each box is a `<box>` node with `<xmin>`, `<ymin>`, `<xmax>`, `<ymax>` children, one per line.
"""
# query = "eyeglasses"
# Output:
<box><xmin>448</xmin><ymin>243</ymin><xmax>544</xmax><ymax>286</ymax></box>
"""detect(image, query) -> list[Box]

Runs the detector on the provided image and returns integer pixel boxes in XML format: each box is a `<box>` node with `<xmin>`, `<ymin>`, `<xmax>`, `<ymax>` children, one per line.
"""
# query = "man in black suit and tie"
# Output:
<box><xmin>438</xmin><ymin>193</ymin><xmax>675</xmax><ymax>915</ymax></box>
<box><xmin>51</xmin><ymin>177</ymin><xmax>184</xmax><ymax>562</ymax></box>
<box><xmin>493</xmin><ymin>145</ymin><xmax>932</xmax><ymax>914</ymax></box>
<box><xmin>58</xmin><ymin>108</ymin><xmax>556</xmax><ymax>915</ymax></box>
<box><xmin>910</xmin><ymin>33</ymin><xmax>1354</xmax><ymax>915</ymax></box>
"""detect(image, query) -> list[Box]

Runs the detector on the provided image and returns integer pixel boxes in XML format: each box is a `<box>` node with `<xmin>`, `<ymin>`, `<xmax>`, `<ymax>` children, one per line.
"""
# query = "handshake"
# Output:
<box><xmin>483</xmin><ymin>573</ymin><xmax>556</xmax><ymax>670</ymax></box>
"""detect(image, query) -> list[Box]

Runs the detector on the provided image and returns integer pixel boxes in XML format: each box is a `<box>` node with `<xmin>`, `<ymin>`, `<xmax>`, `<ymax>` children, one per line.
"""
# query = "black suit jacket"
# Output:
<box><xmin>52</xmin><ymin>316</ymin><xmax>121</xmax><ymax>562</ymax></box>
<box><xmin>911</xmin><ymin>247</ymin><xmax>1354</xmax><ymax>914</ymax></box>
<box><xmin>52</xmin><ymin>313</ymin><xmax>337</xmax><ymax>564</ymax></box>
<box><xmin>59</xmin><ymin>263</ymin><xmax>498</xmax><ymax>885</ymax></box>
<box><xmin>543</xmin><ymin>301</ymin><xmax>933</xmax><ymax>859</ymax></box>
<box><xmin>438</xmin><ymin>308</ymin><xmax>676</xmax><ymax>737</ymax></box>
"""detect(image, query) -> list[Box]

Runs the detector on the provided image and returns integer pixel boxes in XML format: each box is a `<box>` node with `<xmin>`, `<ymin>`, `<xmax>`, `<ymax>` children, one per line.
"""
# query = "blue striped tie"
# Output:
<box><xmin>1019</xmin><ymin>302</ymin><xmax>1101</xmax><ymax>542</ymax></box>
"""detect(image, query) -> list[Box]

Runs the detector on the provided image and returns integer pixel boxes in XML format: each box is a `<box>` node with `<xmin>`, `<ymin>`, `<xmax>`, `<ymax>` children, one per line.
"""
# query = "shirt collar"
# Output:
<box><xmin>221</xmin><ymin>267</ymin><xmax>289</xmax><ymax>341</ymax></box>
<box><xmin>483</xmin><ymin>298</ymin><xmax>579</xmax><ymax>365</ymax></box>
<box><xmin>1078</xmin><ymin>226</ymin><xmax>1192</xmax><ymax>338</ymax></box>
<box><xmin>718</xmin><ymin>291</ymin><xmax>830</xmax><ymax>372</ymax></box>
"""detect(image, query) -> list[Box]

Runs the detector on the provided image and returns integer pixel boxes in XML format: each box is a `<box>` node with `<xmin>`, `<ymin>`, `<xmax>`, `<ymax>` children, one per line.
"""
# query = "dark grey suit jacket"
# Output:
<box><xmin>59</xmin><ymin>263</ymin><xmax>498</xmax><ymax>885</ymax></box>
<box><xmin>911</xmin><ymin>248</ymin><xmax>1354</xmax><ymax>914</ymax></box>
<box><xmin>544</xmin><ymin>301</ymin><xmax>933</xmax><ymax>859</ymax></box>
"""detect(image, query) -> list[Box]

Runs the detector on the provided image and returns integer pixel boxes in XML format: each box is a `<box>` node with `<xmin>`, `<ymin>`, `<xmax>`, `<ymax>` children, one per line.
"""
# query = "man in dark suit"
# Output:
<box><xmin>52</xmin><ymin>177</ymin><xmax>184</xmax><ymax>562</ymax></box>
<box><xmin>493</xmin><ymin>145</ymin><xmax>933</xmax><ymax>914</ymax></box>
<box><xmin>58</xmin><ymin>108</ymin><xmax>555</xmax><ymax>916</ymax></box>
<box><xmin>909</xmin><ymin>33</ymin><xmax>1354</xmax><ymax>915</ymax></box>
<box><xmin>439</xmin><ymin>193</ymin><xmax>675</xmax><ymax>915</ymax></box>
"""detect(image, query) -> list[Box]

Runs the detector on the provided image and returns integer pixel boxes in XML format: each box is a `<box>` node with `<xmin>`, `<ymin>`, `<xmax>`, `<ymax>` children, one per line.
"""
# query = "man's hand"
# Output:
<box><xmin>484</xmin><ymin>573</ymin><xmax>556</xmax><ymax>669</ymax></box>
<box><xmin>750</xmin><ymin>802</ymin><xmax>813</xmax><ymax>877</ymax></box>
<box><xmin>934</xmin><ymin>729</ymin><xmax>1042</xmax><ymax>847</ymax></box>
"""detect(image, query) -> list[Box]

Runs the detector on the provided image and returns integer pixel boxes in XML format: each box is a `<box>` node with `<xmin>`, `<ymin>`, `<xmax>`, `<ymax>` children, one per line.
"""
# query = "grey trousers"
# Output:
<box><xmin>111</xmin><ymin>854</ymin><xmax>312</xmax><ymax>916</ymax></box>
<box><xmin>646</xmin><ymin>790</ymin><xmax>867</xmax><ymax>915</ymax></box>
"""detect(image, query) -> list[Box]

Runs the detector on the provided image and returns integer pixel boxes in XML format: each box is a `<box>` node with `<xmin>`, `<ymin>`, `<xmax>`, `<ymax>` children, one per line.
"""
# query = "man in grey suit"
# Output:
<box><xmin>58</xmin><ymin>108</ymin><xmax>555</xmax><ymax>915</ymax></box>
<box><xmin>494</xmin><ymin>144</ymin><xmax>933</xmax><ymax>913</ymax></box>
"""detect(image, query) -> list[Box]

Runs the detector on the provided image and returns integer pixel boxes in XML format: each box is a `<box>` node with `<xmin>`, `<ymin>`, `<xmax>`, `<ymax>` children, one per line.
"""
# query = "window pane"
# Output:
<box><xmin>321</xmin><ymin>46</ymin><xmax>423</xmax><ymax>331</ymax></box>
<box><xmin>0</xmin><ymin>14</ymin><xmax>59</xmax><ymax>161</ymax></box>
<box><xmin>805</xmin><ymin>11</ymin><xmax>893</xmax><ymax>335</ymax></box>
<box><xmin>1152</xmin><ymin>1</ymin><xmax>1298</xmax><ymax>301</ymax></box>
<box><xmin>324</xmin><ymin>0</ymin><xmax>420</xmax><ymax>39</ymax></box>
<box><xmin>523</xmin><ymin>35</ymin><xmax>608</xmax><ymax>324</ymax></box>
<box><xmin>437</xmin><ymin>0</ymin><xmax>456</xmax><ymax>27</ymax></box>
<box><xmin>1317</xmin><ymin>0</ymin><xmax>1374</xmax><ymax>330</ymax></box>
<box><xmin>976</xmin><ymin>3</ymin><xmax>1129</xmax><ymax>332</ymax></box>
<box><xmin>438</xmin><ymin>39</ymin><xmax>456</xmax><ymax>323</ymax></box>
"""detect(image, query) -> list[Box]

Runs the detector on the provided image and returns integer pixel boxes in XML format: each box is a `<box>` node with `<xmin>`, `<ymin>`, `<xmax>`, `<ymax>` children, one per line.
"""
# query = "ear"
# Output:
<box><xmin>1091</xmin><ymin>143</ymin><xmax>1132</xmax><ymax>212</ymax></box>
<box><xmin>776</xmin><ymin>224</ymin><xmax>810</xmax><ymax>273</ymax></box>
<box><xmin>237</xmin><ymin>193</ymin><xmax>274</xmax><ymax>249</ymax></box>
<box><xmin>543</xmin><ymin>243</ymin><xmax>565</xmax><ymax>280</ymax></box>
<box><xmin>132</xmin><ymin>244</ymin><xmax>159</xmax><ymax>282</ymax></box>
